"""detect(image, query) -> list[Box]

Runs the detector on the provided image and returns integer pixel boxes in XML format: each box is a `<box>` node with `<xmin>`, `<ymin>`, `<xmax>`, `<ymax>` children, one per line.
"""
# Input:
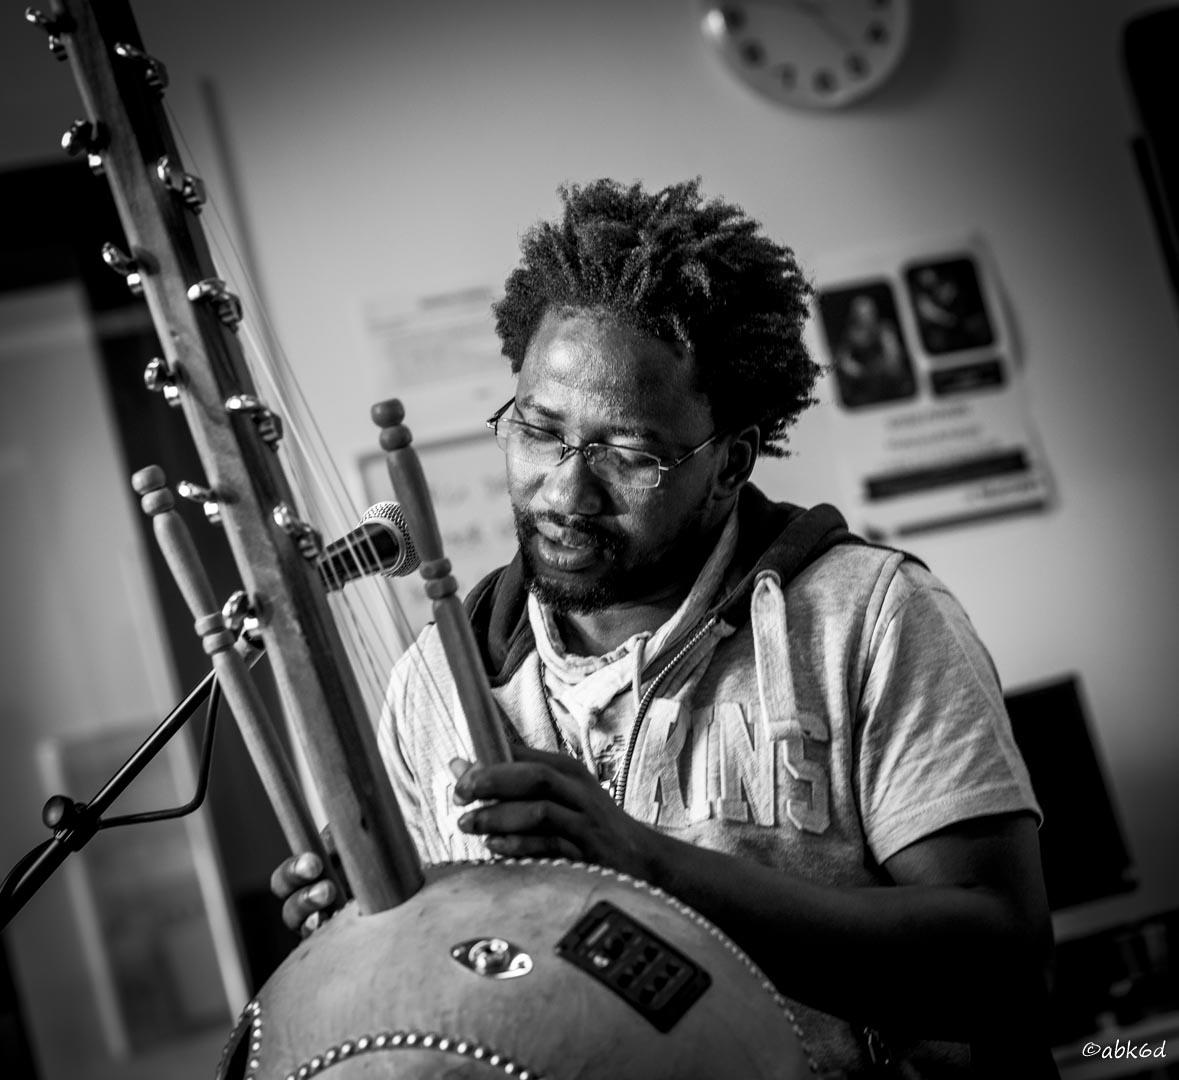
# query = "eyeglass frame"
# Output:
<box><xmin>484</xmin><ymin>397</ymin><xmax>720</xmax><ymax>490</ymax></box>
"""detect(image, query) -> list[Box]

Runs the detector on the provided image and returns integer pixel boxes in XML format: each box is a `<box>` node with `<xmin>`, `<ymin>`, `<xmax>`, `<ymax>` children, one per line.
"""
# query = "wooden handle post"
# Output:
<box><xmin>372</xmin><ymin>400</ymin><xmax>512</xmax><ymax>767</ymax></box>
<box><xmin>131</xmin><ymin>465</ymin><xmax>341</xmax><ymax>887</ymax></box>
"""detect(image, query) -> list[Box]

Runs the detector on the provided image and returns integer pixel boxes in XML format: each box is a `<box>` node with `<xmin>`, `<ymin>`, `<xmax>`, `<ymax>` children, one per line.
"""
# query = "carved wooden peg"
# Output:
<box><xmin>132</xmin><ymin>465</ymin><xmax>224</xmax><ymax>628</ymax></box>
<box><xmin>130</xmin><ymin>465</ymin><xmax>336</xmax><ymax>873</ymax></box>
<box><xmin>372</xmin><ymin>396</ymin><xmax>512</xmax><ymax>767</ymax></box>
<box><xmin>371</xmin><ymin>398</ymin><xmax>445</xmax><ymax>563</ymax></box>
<box><xmin>370</xmin><ymin>397</ymin><xmax>407</xmax><ymax>442</ymax></box>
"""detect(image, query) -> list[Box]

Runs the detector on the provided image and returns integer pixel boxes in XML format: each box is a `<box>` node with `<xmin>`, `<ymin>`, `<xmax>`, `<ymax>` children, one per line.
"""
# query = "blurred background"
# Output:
<box><xmin>2</xmin><ymin>1</ymin><xmax>1178</xmax><ymax>1077</ymax></box>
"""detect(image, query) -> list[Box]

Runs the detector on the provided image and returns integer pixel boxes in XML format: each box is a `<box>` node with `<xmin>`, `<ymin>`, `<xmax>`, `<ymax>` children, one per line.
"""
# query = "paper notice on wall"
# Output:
<box><xmin>359</xmin><ymin>434</ymin><xmax>516</xmax><ymax>635</ymax></box>
<box><xmin>362</xmin><ymin>286</ymin><xmax>509</xmax><ymax>436</ymax></box>
<box><xmin>808</xmin><ymin>237</ymin><xmax>1053</xmax><ymax>541</ymax></box>
<box><xmin>360</xmin><ymin>285</ymin><xmax>520</xmax><ymax>633</ymax></box>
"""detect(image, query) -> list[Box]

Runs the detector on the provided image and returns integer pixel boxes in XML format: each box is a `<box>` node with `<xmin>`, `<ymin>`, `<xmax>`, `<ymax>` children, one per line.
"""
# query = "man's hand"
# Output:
<box><xmin>270</xmin><ymin>850</ymin><xmax>339</xmax><ymax>936</ymax></box>
<box><xmin>452</xmin><ymin>745</ymin><xmax>663</xmax><ymax>882</ymax></box>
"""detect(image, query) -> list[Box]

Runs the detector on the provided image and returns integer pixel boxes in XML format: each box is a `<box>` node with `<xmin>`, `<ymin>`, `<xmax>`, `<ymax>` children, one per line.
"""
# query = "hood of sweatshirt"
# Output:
<box><xmin>463</xmin><ymin>484</ymin><xmax>860</xmax><ymax>688</ymax></box>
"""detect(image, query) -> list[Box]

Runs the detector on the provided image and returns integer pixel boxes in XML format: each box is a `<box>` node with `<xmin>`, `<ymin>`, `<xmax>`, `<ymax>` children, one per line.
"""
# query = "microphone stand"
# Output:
<box><xmin>0</xmin><ymin>528</ymin><xmax>403</xmax><ymax>931</ymax></box>
<box><xmin>0</xmin><ymin>642</ymin><xmax>264</xmax><ymax>932</ymax></box>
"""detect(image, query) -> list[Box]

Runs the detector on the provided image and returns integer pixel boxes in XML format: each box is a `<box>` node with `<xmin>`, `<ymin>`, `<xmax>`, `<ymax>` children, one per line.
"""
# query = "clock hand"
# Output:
<box><xmin>783</xmin><ymin>0</ymin><xmax>858</xmax><ymax>52</ymax></box>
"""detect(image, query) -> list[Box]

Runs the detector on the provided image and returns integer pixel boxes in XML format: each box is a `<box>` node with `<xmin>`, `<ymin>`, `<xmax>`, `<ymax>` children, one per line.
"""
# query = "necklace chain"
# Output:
<box><xmin>539</xmin><ymin>676</ymin><xmax>623</xmax><ymax>798</ymax></box>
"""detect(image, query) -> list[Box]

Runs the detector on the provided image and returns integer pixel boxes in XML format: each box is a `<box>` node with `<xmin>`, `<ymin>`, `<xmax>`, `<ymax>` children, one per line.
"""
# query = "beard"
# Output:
<box><xmin>514</xmin><ymin>507</ymin><xmax>626</xmax><ymax>614</ymax></box>
<box><xmin>512</xmin><ymin>502</ymin><xmax>715</xmax><ymax>616</ymax></box>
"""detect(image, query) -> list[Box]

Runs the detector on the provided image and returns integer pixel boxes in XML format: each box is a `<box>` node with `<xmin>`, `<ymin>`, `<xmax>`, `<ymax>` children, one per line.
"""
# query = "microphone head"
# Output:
<box><xmin>361</xmin><ymin>501</ymin><xmax>420</xmax><ymax>576</ymax></box>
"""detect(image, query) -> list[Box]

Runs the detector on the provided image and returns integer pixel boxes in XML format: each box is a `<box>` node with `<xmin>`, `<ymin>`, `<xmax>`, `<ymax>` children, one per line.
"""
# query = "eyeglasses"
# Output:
<box><xmin>485</xmin><ymin>398</ymin><xmax>718</xmax><ymax>491</ymax></box>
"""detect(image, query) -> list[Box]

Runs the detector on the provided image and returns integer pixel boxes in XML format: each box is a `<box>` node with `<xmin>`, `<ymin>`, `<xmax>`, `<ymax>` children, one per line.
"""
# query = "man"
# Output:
<box><xmin>276</xmin><ymin>179</ymin><xmax>1053</xmax><ymax>1076</ymax></box>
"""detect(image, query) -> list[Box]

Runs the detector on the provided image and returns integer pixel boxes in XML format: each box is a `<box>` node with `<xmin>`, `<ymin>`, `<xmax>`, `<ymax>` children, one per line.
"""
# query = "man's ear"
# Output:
<box><xmin>715</xmin><ymin>425</ymin><xmax>760</xmax><ymax>496</ymax></box>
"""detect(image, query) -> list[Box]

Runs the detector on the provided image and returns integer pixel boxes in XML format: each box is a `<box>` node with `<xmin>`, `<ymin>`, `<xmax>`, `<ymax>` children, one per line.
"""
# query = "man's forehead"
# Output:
<box><xmin>517</xmin><ymin>310</ymin><xmax>710</xmax><ymax>441</ymax></box>
<box><xmin>516</xmin><ymin>388</ymin><xmax>665</xmax><ymax>442</ymax></box>
<box><xmin>522</xmin><ymin>309</ymin><xmax>692</xmax><ymax>383</ymax></box>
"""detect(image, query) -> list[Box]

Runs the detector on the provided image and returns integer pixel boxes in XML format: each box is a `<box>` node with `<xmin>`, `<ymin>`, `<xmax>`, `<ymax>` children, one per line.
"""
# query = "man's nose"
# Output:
<box><xmin>538</xmin><ymin>447</ymin><xmax>605</xmax><ymax>517</ymax></box>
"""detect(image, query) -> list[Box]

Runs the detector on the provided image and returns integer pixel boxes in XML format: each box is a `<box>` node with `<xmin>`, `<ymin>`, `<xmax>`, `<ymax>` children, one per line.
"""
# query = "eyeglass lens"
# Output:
<box><xmin>496</xmin><ymin>419</ymin><xmax>659</xmax><ymax>488</ymax></box>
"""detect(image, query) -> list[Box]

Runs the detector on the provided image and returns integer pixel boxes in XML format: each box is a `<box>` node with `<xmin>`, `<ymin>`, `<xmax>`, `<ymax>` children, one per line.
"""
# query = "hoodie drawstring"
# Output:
<box><xmin>751</xmin><ymin>570</ymin><xmax>798</xmax><ymax>742</ymax></box>
<box><xmin>751</xmin><ymin>569</ymin><xmax>830</xmax><ymax>747</ymax></box>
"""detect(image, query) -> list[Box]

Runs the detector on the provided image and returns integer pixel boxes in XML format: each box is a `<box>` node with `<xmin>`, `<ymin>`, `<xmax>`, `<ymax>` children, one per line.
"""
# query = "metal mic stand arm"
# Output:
<box><xmin>0</xmin><ymin>649</ymin><xmax>249</xmax><ymax>931</ymax></box>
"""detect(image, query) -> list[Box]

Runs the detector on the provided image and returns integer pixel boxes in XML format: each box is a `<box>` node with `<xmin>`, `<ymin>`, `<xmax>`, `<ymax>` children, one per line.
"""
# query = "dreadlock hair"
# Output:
<box><xmin>492</xmin><ymin>178</ymin><xmax>820</xmax><ymax>457</ymax></box>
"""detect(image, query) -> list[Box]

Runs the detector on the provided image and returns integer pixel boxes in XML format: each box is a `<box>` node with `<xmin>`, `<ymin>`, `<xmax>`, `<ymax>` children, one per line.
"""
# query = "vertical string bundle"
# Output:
<box><xmin>163</xmin><ymin>102</ymin><xmax>458</xmax><ymax>821</ymax></box>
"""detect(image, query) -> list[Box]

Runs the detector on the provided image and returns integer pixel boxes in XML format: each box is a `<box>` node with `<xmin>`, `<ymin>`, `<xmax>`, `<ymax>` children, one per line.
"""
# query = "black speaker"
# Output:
<box><xmin>1004</xmin><ymin>676</ymin><xmax>1135</xmax><ymax>912</ymax></box>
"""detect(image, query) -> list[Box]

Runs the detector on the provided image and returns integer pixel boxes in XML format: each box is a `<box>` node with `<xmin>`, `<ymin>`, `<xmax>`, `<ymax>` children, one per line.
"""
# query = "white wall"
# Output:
<box><xmin>4</xmin><ymin>0</ymin><xmax>1177</xmax><ymax>942</ymax></box>
<box><xmin>0</xmin><ymin>287</ymin><xmax>242</xmax><ymax>1079</ymax></box>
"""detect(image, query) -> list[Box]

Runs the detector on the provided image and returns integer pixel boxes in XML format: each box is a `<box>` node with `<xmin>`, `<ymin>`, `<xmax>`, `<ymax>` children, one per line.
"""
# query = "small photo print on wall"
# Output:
<box><xmin>810</xmin><ymin>236</ymin><xmax>1054</xmax><ymax>541</ymax></box>
<box><xmin>904</xmin><ymin>256</ymin><xmax>996</xmax><ymax>355</ymax></box>
<box><xmin>818</xmin><ymin>280</ymin><xmax>918</xmax><ymax>409</ymax></box>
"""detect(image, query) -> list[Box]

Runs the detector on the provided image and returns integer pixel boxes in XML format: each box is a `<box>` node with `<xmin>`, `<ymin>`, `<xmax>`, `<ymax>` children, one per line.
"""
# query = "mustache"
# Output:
<box><xmin>514</xmin><ymin>509</ymin><xmax>624</xmax><ymax>554</ymax></box>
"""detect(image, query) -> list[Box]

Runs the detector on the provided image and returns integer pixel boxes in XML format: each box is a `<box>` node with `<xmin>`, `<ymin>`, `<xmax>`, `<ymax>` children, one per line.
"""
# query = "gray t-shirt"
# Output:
<box><xmin>379</xmin><ymin>542</ymin><xmax>1040</xmax><ymax>1076</ymax></box>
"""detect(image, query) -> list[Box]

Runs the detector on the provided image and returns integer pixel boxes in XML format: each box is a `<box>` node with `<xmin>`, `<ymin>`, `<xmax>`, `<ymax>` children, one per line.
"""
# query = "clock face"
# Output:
<box><xmin>700</xmin><ymin>0</ymin><xmax>912</xmax><ymax>110</ymax></box>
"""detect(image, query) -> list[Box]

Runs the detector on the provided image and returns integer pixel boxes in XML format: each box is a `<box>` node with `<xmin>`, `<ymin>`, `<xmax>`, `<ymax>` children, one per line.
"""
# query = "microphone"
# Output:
<box><xmin>318</xmin><ymin>502</ymin><xmax>420</xmax><ymax>591</ymax></box>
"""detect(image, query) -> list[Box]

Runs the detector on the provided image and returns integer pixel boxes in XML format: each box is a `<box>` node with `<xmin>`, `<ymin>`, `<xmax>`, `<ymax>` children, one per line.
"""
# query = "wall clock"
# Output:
<box><xmin>699</xmin><ymin>0</ymin><xmax>913</xmax><ymax>110</ymax></box>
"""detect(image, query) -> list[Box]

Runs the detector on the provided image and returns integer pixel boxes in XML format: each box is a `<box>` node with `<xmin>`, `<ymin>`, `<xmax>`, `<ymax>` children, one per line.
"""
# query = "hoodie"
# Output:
<box><xmin>377</xmin><ymin>484</ymin><xmax>1039</xmax><ymax>1076</ymax></box>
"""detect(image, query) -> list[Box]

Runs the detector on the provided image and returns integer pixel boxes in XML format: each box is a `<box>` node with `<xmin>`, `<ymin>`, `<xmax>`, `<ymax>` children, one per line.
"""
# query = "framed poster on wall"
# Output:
<box><xmin>810</xmin><ymin>236</ymin><xmax>1054</xmax><ymax>540</ymax></box>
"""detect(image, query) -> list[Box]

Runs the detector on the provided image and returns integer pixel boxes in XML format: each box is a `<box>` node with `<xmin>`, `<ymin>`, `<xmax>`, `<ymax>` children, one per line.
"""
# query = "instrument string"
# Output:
<box><xmin>235</xmin><ymin>319</ymin><xmax>402</xmax><ymax>716</ymax></box>
<box><xmin>163</xmin><ymin>102</ymin><xmax>464</xmax><ymax>758</ymax></box>
<box><xmin>165</xmin><ymin>105</ymin><xmax>400</xmax><ymax>665</ymax></box>
<box><xmin>223</xmin><ymin>260</ymin><xmax>412</xmax><ymax>718</ymax></box>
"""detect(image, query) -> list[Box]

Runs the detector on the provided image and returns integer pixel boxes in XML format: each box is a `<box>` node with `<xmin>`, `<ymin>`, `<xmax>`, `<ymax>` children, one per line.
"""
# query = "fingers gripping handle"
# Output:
<box><xmin>131</xmin><ymin>466</ymin><xmax>341</xmax><ymax>886</ymax></box>
<box><xmin>371</xmin><ymin>400</ymin><xmax>512</xmax><ymax>767</ymax></box>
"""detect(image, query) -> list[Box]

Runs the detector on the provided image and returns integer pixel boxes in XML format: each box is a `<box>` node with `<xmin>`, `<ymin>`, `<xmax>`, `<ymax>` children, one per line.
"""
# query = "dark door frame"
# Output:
<box><xmin>0</xmin><ymin>158</ymin><xmax>297</xmax><ymax>994</ymax></box>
